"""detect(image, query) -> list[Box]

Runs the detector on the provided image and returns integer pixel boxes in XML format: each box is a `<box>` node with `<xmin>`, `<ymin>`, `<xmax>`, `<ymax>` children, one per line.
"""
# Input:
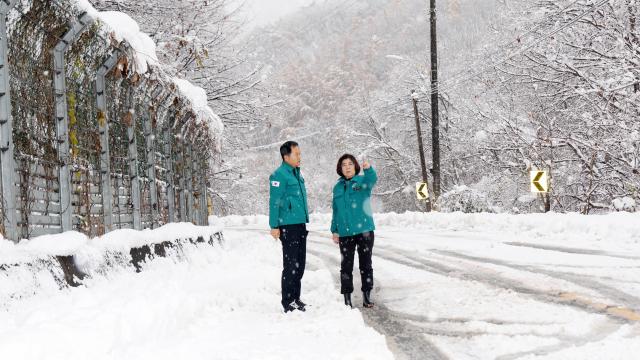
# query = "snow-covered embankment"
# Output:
<box><xmin>0</xmin><ymin>223</ymin><xmax>223</xmax><ymax>308</ymax></box>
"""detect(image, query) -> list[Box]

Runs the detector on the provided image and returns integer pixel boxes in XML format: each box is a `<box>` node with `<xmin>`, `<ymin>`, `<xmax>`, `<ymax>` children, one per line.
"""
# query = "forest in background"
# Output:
<box><xmin>98</xmin><ymin>0</ymin><xmax>640</xmax><ymax>216</ymax></box>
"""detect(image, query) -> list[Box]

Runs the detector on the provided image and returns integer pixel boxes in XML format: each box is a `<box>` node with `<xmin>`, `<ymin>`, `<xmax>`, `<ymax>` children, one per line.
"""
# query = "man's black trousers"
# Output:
<box><xmin>339</xmin><ymin>231</ymin><xmax>374</xmax><ymax>294</ymax></box>
<box><xmin>279</xmin><ymin>224</ymin><xmax>308</xmax><ymax>308</ymax></box>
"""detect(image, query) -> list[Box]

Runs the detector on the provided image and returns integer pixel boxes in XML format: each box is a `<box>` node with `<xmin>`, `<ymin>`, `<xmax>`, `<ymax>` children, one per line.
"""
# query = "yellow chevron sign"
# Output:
<box><xmin>416</xmin><ymin>182</ymin><xmax>429</xmax><ymax>200</ymax></box>
<box><xmin>530</xmin><ymin>171</ymin><xmax>549</xmax><ymax>193</ymax></box>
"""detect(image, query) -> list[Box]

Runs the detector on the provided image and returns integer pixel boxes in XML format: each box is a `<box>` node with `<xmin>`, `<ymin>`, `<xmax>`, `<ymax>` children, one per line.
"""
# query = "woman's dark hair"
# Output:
<box><xmin>280</xmin><ymin>141</ymin><xmax>299</xmax><ymax>160</ymax></box>
<box><xmin>336</xmin><ymin>154</ymin><xmax>361</xmax><ymax>178</ymax></box>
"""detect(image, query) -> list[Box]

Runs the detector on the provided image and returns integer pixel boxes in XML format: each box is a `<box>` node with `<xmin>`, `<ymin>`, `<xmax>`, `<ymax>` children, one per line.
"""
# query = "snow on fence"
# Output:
<box><xmin>0</xmin><ymin>0</ymin><xmax>222</xmax><ymax>241</ymax></box>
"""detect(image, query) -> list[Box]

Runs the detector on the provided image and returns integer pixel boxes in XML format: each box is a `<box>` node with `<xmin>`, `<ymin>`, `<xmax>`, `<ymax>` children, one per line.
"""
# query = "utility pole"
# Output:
<box><xmin>411</xmin><ymin>90</ymin><xmax>431</xmax><ymax>212</ymax></box>
<box><xmin>429</xmin><ymin>0</ymin><xmax>441</xmax><ymax>203</ymax></box>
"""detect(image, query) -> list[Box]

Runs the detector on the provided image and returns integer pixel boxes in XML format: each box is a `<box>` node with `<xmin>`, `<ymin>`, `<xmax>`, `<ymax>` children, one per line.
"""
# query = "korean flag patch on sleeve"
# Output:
<box><xmin>271</xmin><ymin>181</ymin><xmax>280</xmax><ymax>187</ymax></box>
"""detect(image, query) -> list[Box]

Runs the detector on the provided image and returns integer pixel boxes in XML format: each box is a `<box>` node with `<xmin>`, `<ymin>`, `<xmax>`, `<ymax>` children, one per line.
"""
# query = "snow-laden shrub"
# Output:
<box><xmin>439</xmin><ymin>185</ymin><xmax>496</xmax><ymax>213</ymax></box>
<box><xmin>611</xmin><ymin>197</ymin><xmax>637</xmax><ymax>212</ymax></box>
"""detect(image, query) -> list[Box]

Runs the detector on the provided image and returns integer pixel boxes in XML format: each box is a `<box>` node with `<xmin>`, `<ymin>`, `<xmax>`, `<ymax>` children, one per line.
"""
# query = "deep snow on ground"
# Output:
<box><xmin>219</xmin><ymin>212</ymin><xmax>640</xmax><ymax>360</ymax></box>
<box><xmin>0</xmin><ymin>229</ymin><xmax>392</xmax><ymax>360</ymax></box>
<box><xmin>2</xmin><ymin>211</ymin><xmax>639</xmax><ymax>360</ymax></box>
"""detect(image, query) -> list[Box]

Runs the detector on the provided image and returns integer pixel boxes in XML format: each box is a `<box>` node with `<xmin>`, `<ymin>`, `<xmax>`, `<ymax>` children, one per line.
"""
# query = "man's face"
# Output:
<box><xmin>284</xmin><ymin>146</ymin><xmax>301</xmax><ymax>167</ymax></box>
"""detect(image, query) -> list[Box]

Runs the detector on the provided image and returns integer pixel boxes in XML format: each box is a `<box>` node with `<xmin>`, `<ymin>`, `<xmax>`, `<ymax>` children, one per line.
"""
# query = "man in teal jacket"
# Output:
<box><xmin>269</xmin><ymin>141</ymin><xmax>309</xmax><ymax>313</ymax></box>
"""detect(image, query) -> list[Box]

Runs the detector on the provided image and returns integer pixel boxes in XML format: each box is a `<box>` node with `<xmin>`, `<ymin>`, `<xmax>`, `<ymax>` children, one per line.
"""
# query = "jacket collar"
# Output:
<box><xmin>281</xmin><ymin>161</ymin><xmax>299</xmax><ymax>174</ymax></box>
<box><xmin>338</xmin><ymin>176</ymin><xmax>354</xmax><ymax>184</ymax></box>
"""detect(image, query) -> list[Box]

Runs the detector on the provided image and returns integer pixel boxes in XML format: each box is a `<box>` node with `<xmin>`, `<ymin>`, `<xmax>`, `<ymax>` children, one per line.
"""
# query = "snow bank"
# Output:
<box><xmin>218</xmin><ymin>211</ymin><xmax>640</xmax><ymax>248</ymax></box>
<box><xmin>0</xmin><ymin>230</ymin><xmax>392</xmax><ymax>360</ymax></box>
<box><xmin>210</xmin><ymin>214</ymin><xmax>268</xmax><ymax>228</ymax></box>
<box><xmin>357</xmin><ymin>211</ymin><xmax>638</xmax><ymax>238</ymax></box>
<box><xmin>370</xmin><ymin>211</ymin><xmax>640</xmax><ymax>246</ymax></box>
<box><xmin>0</xmin><ymin>222</ymin><xmax>222</xmax><ymax>265</ymax></box>
<box><xmin>92</xmin><ymin>222</ymin><xmax>223</xmax><ymax>252</ymax></box>
<box><xmin>0</xmin><ymin>223</ymin><xmax>223</xmax><ymax>308</ymax></box>
<box><xmin>612</xmin><ymin>196</ymin><xmax>636</xmax><ymax>212</ymax></box>
<box><xmin>0</xmin><ymin>231</ymin><xmax>87</xmax><ymax>264</ymax></box>
<box><xmin>439</xmin><ymin>185</ymin><xmax>496</xmax><ymax>213</ymax></box>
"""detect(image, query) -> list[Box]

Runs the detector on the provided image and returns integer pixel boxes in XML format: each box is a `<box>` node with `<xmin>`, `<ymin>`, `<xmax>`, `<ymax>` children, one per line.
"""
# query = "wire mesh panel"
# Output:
<box><xmin>155</xmin><ymin>116</ymin><xmax>173</xmax><ymax>226</ymax></box>
<box><xmin>174</xmin><ymin>130</ymin><xmax>187</xmax><ymax>222</ymax></box>
<box><xmin>0</xmin><ymin>0</ymin><xmax>217</xmax><ymax>241</ymax></box>
<box><xmin>107</xmin><ymin>78</ymin><xmax>134</xmax><ymax>229</ymax></box>
<box><xmin>14</xmin><ymin>157</ymin><xmax>61</xmax><ymax>238</ymax></box>
<box><xmin>135</xmin><ymin>80</ymin><xmax>151</xmax><ymax>229</ymax></box>
<box><xmin>155</xmin><ymin>101</ymin><xmax>179</xmax><ymax>226</ymax></box>
<box><xmin>7</xmin><ymin>2</ymin><xmax>68</xmax><ymax>238</ymax></box>
<box><xmin>66</xmin><ymin>23</ymin><xmax>109</xmax><ymax>237</ymax></box>
<box><xmin>142</xmin><ymin>84</ymin><xmax>172</xmax><ymax>228</ymax></box>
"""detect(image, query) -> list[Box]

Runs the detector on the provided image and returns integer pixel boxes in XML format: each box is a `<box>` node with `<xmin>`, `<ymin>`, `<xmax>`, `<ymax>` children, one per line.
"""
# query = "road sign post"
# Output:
<box><xmin>530</xmin><ymin>170</ymin><xmax>551</xmax><ymax>213</ymax></box>
<box><xmin>416</xmin><ymin>182</ymin><xmax>429</xmax><ymax>200</ymax></box>
<box><xmin>530</xmin><ymin>170</ymin><xmax>549</xmax><ymax>193</ymax></box>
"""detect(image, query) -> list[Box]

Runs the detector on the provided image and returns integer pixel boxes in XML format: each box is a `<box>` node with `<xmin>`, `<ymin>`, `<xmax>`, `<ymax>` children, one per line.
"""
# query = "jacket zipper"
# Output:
<box><xmin>295</xmin><ymin>169</ymin><xmax>308</xmax><ymax>219</ymax></box>
<box><xmin>344</xmin><ymin>180</ymin><xmax>351</xmax><ymax>233</ymax></box>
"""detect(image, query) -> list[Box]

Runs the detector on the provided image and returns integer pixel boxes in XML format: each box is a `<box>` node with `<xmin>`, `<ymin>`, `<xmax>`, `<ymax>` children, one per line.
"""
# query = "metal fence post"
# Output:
<box><xmin>163</xmin><ymin>123</ymin><xmax>175</xmax><ymax>222</ymax></box>
<box><xmin>0</xmin><ymin>0</ymin><xmax>17</xmax><ymax>241</ymax></box>
<box><xmin>95</xmin><ymin>51</ymin><xmax>119</xmax><ymax>233</ymax></box>
<box><xmin>192</xmin><ymin>148</ymin><xmax>201</xmax><ymax>226</ymax></box>
<box><xmin>144</xmin><ymin>108</ymin><xmax>158</xmax><ymax>228</ymax></box>
<box><xmin>185</xmin><ymin>142</ymin><xmax>195</xmax><ymax>224</ymax></box>
<box><xmin>199</xmin><ymin>152</ymin><xmax>208</xmax><ymax>226</ymax></box>
<box><xmin>126</xmin><ymin>86</ymin><xmax>142</xmax><ymax>230</ymax></box>
<box><xmin>177</xmin><ymin>137</ymin><xmax>187</xmax><ymax>222</ymax></box>
<box><xmin>53</xmin><ymin>12</ymin><xmax>93</xmax><ymax>232</ymax></box>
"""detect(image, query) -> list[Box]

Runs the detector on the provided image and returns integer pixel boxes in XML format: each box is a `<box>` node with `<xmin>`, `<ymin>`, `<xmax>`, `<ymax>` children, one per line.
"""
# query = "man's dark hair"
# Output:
<box><xmin>336</xmin><ymin>154</ymin><xmax>361</xmax><ymax>178</ymax></box>
<box><xmin>280</xmin><ymin>141</ymin><xmax>299</xmax><ymax>161</ymax></box>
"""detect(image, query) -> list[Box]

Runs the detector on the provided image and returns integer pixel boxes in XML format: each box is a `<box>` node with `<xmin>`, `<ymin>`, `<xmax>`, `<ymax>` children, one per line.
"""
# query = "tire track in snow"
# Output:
<box><xmin>305</xmin><ymin>229</ymin><xmax>640</xmax><ymax>323</ymax></box>
<box><xmin>231</xmin><ymin>226</ymin><xmax>448</xmax><ymax>359</ymax></box>
<box><xmin>504</xmin><ymin>242</ymin><xmax>640</xmax><ymax>261</ymax></box>
<box><xmin>494</xmin><ymin>320</ymin><xmax>623</xmax><ymax>360</ymax></box>
<box><xmin>306</xmin><ymin>233</ymin><xmax>630</xmax><ymax>360</ymax></box>
<box><xmin>231</xmin><ymin>227</ymin><xmax>636</xmax><ymax>358</ymax></box>
<box><xmin>305</xmin><ymin>245</ymin><xmax>449</xmax><ymax>360</ymax></box>
<box><xmin>429</xmin><ymin>249</ymin><xmax>640</xmax><ymax>320</ymax></box>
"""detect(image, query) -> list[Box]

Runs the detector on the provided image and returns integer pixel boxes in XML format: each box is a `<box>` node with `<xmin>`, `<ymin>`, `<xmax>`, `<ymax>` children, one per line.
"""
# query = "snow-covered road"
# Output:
<box><xmin>224</xmin><ymin>212</ymin><xmax>640</xmax><ymax>359</ymax></box>
<box><xmin>304</xmin><ymin>228</ymin><xmax>640</xmax><ymax>360</ymax></box>
<box><xmin>1</xmin><ymin>212</ymin><xmax>639</xmax><ymax>359</ymax></box>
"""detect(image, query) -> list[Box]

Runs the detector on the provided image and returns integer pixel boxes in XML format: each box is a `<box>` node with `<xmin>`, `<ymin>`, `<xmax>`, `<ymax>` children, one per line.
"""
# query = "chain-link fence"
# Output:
<box><xmin>0</xmin><ymin>0</ymin><xmax>217</xmax><ymax>241</ymax></box>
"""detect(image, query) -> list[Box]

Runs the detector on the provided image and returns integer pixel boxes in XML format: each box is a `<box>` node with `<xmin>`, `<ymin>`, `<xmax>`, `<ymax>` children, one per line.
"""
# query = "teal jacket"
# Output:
<box><xmin>269</xmin><ymin>162</ymin><xmax>309</xmax><ymax>229</ymax></box>
<box><xmin>331</xmin><ymin>167</ymin><xmax>377</xmax><ymax>237</ymax></box>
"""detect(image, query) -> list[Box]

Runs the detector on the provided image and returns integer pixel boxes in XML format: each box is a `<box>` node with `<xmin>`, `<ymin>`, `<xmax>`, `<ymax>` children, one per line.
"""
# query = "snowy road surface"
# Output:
<box><xmin>1</xmin><ymin>212</ymin><xmax>639</xmax><ymax>359</ymax></box>
<box><xmin>223</xmin><ymin>212</ymin><xmax>640</xmax><ymax>360</ymax></box>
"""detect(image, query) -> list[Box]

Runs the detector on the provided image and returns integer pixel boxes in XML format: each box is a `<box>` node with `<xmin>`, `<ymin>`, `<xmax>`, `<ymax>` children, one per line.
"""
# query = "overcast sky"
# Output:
<box><xmin>235</xmin><ymin>0</ymin><xmax>323</xmax><ymax>29</ymax></box>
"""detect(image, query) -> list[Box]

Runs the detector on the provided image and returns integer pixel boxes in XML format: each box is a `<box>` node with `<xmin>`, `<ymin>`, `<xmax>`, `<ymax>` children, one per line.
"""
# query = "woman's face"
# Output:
<box><xmin>341</xmin><ymin>158</ymin><xmax>356</xmax><ymax>179</ymax></box>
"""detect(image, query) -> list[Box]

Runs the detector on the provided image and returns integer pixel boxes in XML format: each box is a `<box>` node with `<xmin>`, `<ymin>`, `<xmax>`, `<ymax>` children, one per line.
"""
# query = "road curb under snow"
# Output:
<box><xmin>0</xmin><ymin>224</ymin><xmax>224</xmax><ymax>307</ymax></box>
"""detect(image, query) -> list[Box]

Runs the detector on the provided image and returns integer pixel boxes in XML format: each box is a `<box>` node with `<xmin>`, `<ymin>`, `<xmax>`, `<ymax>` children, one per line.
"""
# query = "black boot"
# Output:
<box><xmin>363</xmin><ymin>290</ymin><xmax>374</xmax><ymax>308</ymax></box>
<box><xmin>294</xmin><ymin>299</ymin><xmax>307</xmax><ymax>312</ymax></box>
<box><xmin>283</xmin><ymin>302</ymin><xmax>297</xmax><ymax>313</ymax></box>
<box><xmin>344</xmin><ymin>293</ymin><xmax>353</xmax><ymax>308</ymax></box>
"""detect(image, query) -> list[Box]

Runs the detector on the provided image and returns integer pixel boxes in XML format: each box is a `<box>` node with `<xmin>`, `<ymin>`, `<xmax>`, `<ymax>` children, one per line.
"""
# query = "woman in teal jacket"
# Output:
<box><xmin>331</xmin><ymin>154</ymin><xmax>377</xmax><ymax>308</ymax></box>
